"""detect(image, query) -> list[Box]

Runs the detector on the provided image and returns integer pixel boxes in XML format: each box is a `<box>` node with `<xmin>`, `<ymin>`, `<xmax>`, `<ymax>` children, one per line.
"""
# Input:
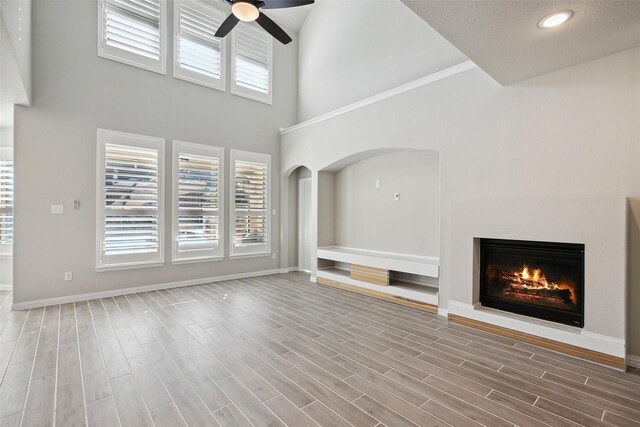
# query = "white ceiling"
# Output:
<box><xmin>265</xmin><ymin>3</ymin><xmax>314</xmax><ymax>33</ymax></box>
<box><xmin>401</xmin><ymin>0</ymin><xmax>640</xmax><ymax>85</ymax></box>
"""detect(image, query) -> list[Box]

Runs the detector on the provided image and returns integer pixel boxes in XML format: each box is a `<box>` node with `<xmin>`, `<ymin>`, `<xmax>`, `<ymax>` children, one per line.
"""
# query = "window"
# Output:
<box><xmin>230</xmin><ymin>150</ymin><xmax>271</xmax><ymax>257</ymax></box>
<box><xmin>174</xmin><ymin>0</ymin><xmax>226</xmax><ymax>90</ymax></box>
<box><xmin>98</xmin><ymin>0</ymin><xmax>167</xmax><ymax>74</ymax></box>
<box><xmin>96</xmin><ymin>129</ymin><xmax>165</xmax><ymax>270</ymax></box>
<box><xmin>0</xmin><ymin>149</ymin><xmax>13</xmax><ymax>251</ymax></box>
<box><xmin>172</xmin><ymin>141</ymin><xmax>224</xmax><ymax>263</ymax></box>
<box><xmin>231</xmin><ymin>23</ymin><xmax>273</xmax><ymax>104</ymax></box>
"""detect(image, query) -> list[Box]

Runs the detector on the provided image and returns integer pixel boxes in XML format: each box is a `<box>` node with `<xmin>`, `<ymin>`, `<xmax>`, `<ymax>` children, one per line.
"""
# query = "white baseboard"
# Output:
<box><xmin>12</xmin><ymin>269</ymin><xmax>286</xmax><ymax>310</ymax></box>
<box><xmin>437</xmin><ymin>307</ymin><xmax>449</xmax><ymax>317</ymax></box>
<box><xmin>0</xmin><ymin>284</ymin><xmax>12</xmax><ymax>291</ymax></box>
<box><xmin>627</xmin><ymin>354</ymin><xmax>640</xmax><ymax>369</ymax></box>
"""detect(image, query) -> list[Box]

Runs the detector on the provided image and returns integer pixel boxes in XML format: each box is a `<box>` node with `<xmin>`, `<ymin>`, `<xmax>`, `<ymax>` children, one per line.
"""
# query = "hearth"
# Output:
<box><xmin>480</xmin><ymin>239</ymin><xmax>584</xmax><ymax>327</ymax></box>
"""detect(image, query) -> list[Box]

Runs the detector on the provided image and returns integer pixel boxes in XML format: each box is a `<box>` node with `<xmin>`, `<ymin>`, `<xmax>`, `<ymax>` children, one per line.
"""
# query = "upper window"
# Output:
<box><xmin>230</xmin><ymin>150</ymin><xmax>271</xmax><ymax>257</ymax></box>
<box><xmin>0</xmin><ymin>149</ymin><xmax>13</xmax><ymax>251</ymax></box>
<box><xmin>173</xmin><ymin>0</ymin><xmax>226</xmax><ymax>90</ymax></box>
<box><xmin>172</xmin><ymin>141</ymin><xmax>224</xmax><ymax>263</ymax></box>
<box><xmin>231</xmin><ymin>24</ymin><xmax>273</xmax><ymax>104</ymax></box>
<box><xmin>98</xmin><ymin>0</ymin><xmax>167</xmax><ymax>74</ymax></box>
<box><xmin>96</xmin><ymin>129</ymin><xmax>165</xmax><ymax>271</ymax></box>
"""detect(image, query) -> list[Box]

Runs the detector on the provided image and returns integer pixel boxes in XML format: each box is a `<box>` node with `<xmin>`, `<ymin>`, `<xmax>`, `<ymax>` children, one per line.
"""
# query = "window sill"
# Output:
<box><xmin>172</xmin><ymin>256</ymin><xmax>223</xmax><ymax>265</ymax></box>
<box><xmin>96</xmin><ymin>260</ymin><xmax>165</xmax><ymax>272</ymax></box>
<box><xmin>229</xmin><ymin>252</ymin><xmax>272</xmax><ymax>260</ymax></box>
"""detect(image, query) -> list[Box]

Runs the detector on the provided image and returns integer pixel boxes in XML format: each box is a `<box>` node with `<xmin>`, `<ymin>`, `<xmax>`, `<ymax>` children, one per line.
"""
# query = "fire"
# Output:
<box><xmin>499</xmin><ymin>264</ymin><xmax>576</xmax><ymax>305</ymax></box>
<box><xmin>515</xmin><ymin>265</ymin><xmax>559</xmax><ymax>290</ymax></box>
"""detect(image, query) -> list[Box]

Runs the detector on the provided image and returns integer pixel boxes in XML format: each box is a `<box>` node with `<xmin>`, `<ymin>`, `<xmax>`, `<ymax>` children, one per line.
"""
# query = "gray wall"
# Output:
<box><xmin>297</xmin><ymin>0</ymin><xmax>466</xmax><ymax>121</ymax></box>
<box><xmin>334</xmin><ymin>151</ymin><xmax>439</xmax><ymax>257</ymax></box>
<box><xmin>13</xmin><ymin>0</ymin><xmax>298</xmax><ymax>303</ymax></box>
<box><xmin>282</xmin><ymin>46</ymin><xmax>640</xmax><ymax>355</ymax></box>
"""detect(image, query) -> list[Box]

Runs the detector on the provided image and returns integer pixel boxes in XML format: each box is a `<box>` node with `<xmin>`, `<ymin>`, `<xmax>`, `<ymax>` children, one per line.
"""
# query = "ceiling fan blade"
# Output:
<box><xmin>256</xmin><ymin>12</ymin><xmax>292</xmax><ymax>44</ymax></box>
<box><xmin>261</xmin><ymin>0</ymin><xmax>314</xmax><ymax>9</ymax></box>
<box><xmin>215</xmin><ymin>14</ymin><xmax>240</xmax><ymax>38</ymax></box>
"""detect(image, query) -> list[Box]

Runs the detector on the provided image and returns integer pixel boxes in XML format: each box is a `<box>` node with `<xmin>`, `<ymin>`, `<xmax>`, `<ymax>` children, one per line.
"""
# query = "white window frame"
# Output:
<box><xmin>231</xmin><ymin>23</ymin><xmax>273</xmax><ymax>105</ymax></box>
<box><xmin>0</xmin><ymin>147</ymin><xmax>13</xmax><ymax>256</ymax></box>
<box><xmin>96</xmin><ymin>129</ymin><xmax>165</xmax><ymax>271</ymax></box>
<box><xmin>173</xmin><ymin>0</ymin><xmax>226</xmax><ymax>91</ymax></box>
<box><xmin>97</xmin><ymin>0</ymin><xmax>167</xmax><ymax>74</ymax></box>
<box><xmin>230</xmin><ymin>150</ymin><xmax>271</xmax><ymax>258</ymax></box>
<box><xmin>172</xmin><ymin>141</ymin><xmax>224</xmax><ymax>264</ymax></box>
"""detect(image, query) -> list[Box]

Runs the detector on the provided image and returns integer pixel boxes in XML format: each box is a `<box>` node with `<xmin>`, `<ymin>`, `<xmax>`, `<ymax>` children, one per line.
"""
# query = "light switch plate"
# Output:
<box><xmin>51</xmin><ymin>204</ymin><xmax>64</xmax><ymax>214</ymax></box>
<box><xmin>64</xmin><ymin>272</ymin><xmax>73</xmax><ymax>281</ymax></box>
<box><xmin>375</xmin><ymin>180</ymin><xmax>381</xmax><ymax>188</ymax></box>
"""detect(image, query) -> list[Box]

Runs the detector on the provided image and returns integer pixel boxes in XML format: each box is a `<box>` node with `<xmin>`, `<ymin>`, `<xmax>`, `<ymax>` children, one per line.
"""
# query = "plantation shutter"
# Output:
<box><xmin>99</xmin><ymin>0</ymin><xmax>165</xmax><ymax>73</ymax></box>
<box><xmin>232</xmin><ymin>25</ymin><xmax>272</xmax><ymax>103</ymax></box>
<box><xmin>0</xmin><ymin>158</ymin><xmax>13</xmax><ymax>245</ymax></box>
<box><xmin>97</xmin><ymin>130</ymin><xmax>165</xmax><ymax>270</ymax></box>
<box><xmin>173</xmin><ymin>142</ymin><xmax>224</xmax><ymax>262</ymax></box>
<box><xmin>175</xmin><ymin>0</ymin><xmax>225</xmax><ymax>88</ymax></box>
<box><xmin>105</xmin><ymin>0</ymin><xmax>161</xmax><ymax>59</ymax></box>
<box><xmin>231</xmin><ymin>150</ymin><xmax>271</xmax><ymax>256</ymax></box>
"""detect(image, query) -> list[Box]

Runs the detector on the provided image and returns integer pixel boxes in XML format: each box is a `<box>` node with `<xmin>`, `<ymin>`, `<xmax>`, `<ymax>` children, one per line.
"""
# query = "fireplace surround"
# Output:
<box><xmin>480</xmin><ymin>238</ymin><xmax>584</xmax><ymax>327</ymax></box>
<box><xmin>447</xmin><ymin>197</ymin><xmax>627</xmax><ymax>367</ymax></box>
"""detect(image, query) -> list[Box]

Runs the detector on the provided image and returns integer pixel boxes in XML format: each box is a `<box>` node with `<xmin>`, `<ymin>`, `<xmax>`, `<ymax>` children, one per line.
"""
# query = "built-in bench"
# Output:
<box><xmin>316</xmin><ymin>246</ymin><xmax>440</xmax><ymax>309</ymax></box>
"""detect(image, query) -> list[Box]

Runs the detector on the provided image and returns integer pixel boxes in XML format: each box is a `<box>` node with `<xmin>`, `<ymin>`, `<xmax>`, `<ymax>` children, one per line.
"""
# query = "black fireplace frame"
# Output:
<box><xmin>479</xmin><ymin>238</ymin><xmax>585</xmax><ymax>328</ymax></box>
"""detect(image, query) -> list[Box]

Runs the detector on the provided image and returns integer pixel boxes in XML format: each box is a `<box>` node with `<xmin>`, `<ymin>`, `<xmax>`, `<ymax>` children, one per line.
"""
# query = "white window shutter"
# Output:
<box><xmin>174</xmin><ymin>0</ymin><xmax>226</xmax><ymax>90</ymax></box>
<box><xmin>230</xmin><ymin>150</ymin><xmax>271</xmax><ymax>257</ymax></box>
<box><xmin>172</xmin><ymin>141</ymin><xmax>224</xmax><ymax>262</ymax></box>
<box><xmin>231</xmin><ymin>24</ymin><xmax>272</xmax><ymax>104</ymax></box>
<box><xmin>0</xmin><ymin>157</ymin><xmax>13</xmax><ymax>246</ymax></box>
<box><xmin>99</xmin><ymin>0</ymin><xmax>167</xmax><ymax>74</ymax></box>
<box><xmin>97</xmin><ymin>129</ymin><xmax>165</xmax><ymax>270</ymax></box>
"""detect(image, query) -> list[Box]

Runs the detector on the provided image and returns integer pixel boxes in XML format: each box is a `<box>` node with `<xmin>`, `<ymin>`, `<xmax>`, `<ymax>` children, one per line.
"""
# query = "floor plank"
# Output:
<box><xmin>0</xmin><ymin>275</ymin><xmax>638</xmax><ymax>427</ymax></box>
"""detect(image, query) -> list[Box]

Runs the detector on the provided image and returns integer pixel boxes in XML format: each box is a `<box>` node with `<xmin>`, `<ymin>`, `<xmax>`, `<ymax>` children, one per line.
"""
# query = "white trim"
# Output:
<box><xmin>280</xmin><ymin>61</ymin><xmax>477</xmax><ymax>135</ymax></box>
<box><xmin>447</xmin><ymin>299</ymin><xmax>626</xmax><ymax>358</ymax></box>
<box><xmin>627</xmin><ymin>354</ymin><xmax>640</xmax><ymax>369</ymax></box>
<box><xmin>229</xmin><ymin>149</ymin><xmax>272</xmax><ymax>257</ymax></box>
<box><xmin>230</xmin><ymin>23</ymin><xmax>273</xmax><ymax>105</ymax></box>
<box><xmin>171</xmin><ymin>141</ymin><xmax>225</xmax><ymax>263</ymax></box>
<box><xmin>0</xmin><ymin>284</ymin><xmax>12</xmax><ymax>291</ymax></box>
<box><xmin>97</xmin><ymin>0</ymin><xmax>167</xmax><ymax>75</ymax></box>
<box><xmin>96</xmin><ymin>129</ymin><xmax>166</xmax><ymax>271</ymax></box>
<box><xmin>310</xmin><ymin>275</ymin><xmax>317</xmax><ymax>283</ymax></box>
<box><xmin>437</xmin><ymin>307</ymin><xmax>449</xmax><ymax>317</ymax></box>
<box><xmin>95</xmin><ymin>260</ymin><xmax>165</xmax><ymax>272</ymax></box>
<box><xmin>173</xmin><ymin>0</ymin><xmax>226</xmax><ymax>91</ymax></box>
<box><xmin>0</xmin><ymin>254</ymin><xmax>12</xmax><ymax>260</ymax></box>
<box><xmin>229</xmin><ymin>252</ymin><xmax>271</xmax><ymax>260</ymax></box>
<box><xmin>11</xmin><ymin>269</ymin><xmax>286</xmax><ymax>310</ymax></box>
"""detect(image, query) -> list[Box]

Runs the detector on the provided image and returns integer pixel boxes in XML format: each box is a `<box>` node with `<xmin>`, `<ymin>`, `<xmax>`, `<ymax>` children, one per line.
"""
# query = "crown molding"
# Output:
<box><xmin>280</xmin><ymin>60</ymin><xmax>477</xmax><ymax>135</ymax></box>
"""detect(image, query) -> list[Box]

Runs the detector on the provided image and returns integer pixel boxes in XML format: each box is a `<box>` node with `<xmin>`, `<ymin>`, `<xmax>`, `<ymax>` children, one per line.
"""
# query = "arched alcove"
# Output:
<box><xmin>284</xmin><ymin>165</ymin><xmax>312</xmax><ymax>271</ymax></box>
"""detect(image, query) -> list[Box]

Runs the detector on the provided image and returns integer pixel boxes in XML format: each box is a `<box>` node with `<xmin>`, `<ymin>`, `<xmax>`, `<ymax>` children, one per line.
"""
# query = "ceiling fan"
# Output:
<box><xmin>215</xmin><ymin>0</ymin><xmax>314</xmax><ymax>45</ymax></box>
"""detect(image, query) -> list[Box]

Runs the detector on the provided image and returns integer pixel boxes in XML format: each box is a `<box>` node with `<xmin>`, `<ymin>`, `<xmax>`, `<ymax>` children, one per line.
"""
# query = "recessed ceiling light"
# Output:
<box><xmin>538</xmin><ymin>10</ymin><xmax>574</xmax><ymax>29</ymax></box>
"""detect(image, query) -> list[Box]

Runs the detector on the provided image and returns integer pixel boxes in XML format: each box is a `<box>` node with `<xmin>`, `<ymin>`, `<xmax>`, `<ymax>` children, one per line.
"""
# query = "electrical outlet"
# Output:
<box><xmin>271</xmin><ymin>253</ymin><xmax>276</xmax><ymax>259</ymax></box>
<box><xmin>394</xmin><ymin>193</ymin><xmax>400</xmax><ymax>201</ymax></box>
<box><xmin>64</xmin><ymin>272</ymin><xmax>73</xmax><ymax>281</ymax></box>
<box><xmin>272</xmin><ymin>209</ymin><xmax>277</xmax><ymax>216</ymax></box>
<box><xmin>375</xmin><ymin>180</ymin><xmax>381</xmax><ymax>188</ymax></box>
<box><xmin>73</xmin><ymin>200</ymin><xmax>80</xmax><ymax>209</ymax></box>
<box><xmin>51</xmin><ymin>204</ymin><xmax>64</xmax><ymax>214</ymax></box>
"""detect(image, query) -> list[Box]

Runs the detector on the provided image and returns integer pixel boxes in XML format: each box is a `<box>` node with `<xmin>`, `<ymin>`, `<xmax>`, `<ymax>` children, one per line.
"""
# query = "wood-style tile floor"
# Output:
<box><xmin>1</xmin><ymin>272</ymin><xmax>639</xmax><ymax>427</ymax></box>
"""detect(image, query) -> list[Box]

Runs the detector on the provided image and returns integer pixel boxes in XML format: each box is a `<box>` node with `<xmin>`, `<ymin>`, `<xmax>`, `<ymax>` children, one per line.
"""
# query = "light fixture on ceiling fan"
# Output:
<box><xmin>215</xmin><ymin>0</ymin><xmax>314</xmax><ymax>45</ymax></box>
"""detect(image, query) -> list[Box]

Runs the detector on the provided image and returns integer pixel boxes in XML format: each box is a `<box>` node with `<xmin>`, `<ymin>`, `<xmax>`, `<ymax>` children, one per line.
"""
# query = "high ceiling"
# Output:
<box><xmin>266</xmin><ymin>3</ymin><xmax>314</xmax><ymax>33</ymax></box>
<box><xmin>401</xmin><ymin>0</ymin><xmax>640</xmax><ymax>85</ymax></box>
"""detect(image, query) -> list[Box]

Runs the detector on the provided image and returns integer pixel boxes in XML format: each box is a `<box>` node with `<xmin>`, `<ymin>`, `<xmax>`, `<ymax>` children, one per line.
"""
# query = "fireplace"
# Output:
<box><xmin>480</xmin><ymin>239</ymin><xmax>584</xmax><ymax>327</ymax></box>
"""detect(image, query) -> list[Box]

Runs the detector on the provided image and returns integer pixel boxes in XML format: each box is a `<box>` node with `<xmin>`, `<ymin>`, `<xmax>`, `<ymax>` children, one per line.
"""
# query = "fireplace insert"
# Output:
<box><xmin>479</xmin><ymin>238</ymin><xmax>584</xmax><ymax>327</ymax></box>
